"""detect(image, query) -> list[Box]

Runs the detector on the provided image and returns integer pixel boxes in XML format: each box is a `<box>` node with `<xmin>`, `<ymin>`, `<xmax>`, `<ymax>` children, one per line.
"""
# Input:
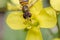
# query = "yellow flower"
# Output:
<box><xmin>6</xmin><ymin>0</ymin><xmax>57</xmax><ymax>40</ymax></box>
<box><xmin>50</xmin><ymin>0</ymin><xmax>60</xmax><ymax>11</ymax></box>
<box><xmin>38</xmin><ymin>7</ymin><xmax>57</xmax><ymax>28</ymax></box>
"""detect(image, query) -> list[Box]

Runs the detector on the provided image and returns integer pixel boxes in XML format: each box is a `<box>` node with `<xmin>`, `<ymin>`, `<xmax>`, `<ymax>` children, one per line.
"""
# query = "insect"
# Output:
<box><xmin>20</xmin><ymin>0</ymin><xmax>37</xmax><ymax>19</ymax></box>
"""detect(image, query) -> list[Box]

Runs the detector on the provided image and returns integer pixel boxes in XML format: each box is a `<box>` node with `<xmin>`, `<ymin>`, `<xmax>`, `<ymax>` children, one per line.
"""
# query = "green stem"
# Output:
<box><xmin>57</xmin><ymin>12</ymin><xmax>60</xmax><ymax>38</ymax></box>
<box><xmin>57</xmin><ymin>22</ymin><xmax>60</xmax><ymax>38</ymax></box>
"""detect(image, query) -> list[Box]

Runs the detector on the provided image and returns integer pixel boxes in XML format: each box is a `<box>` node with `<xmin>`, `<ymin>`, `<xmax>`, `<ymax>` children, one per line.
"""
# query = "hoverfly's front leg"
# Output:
<box><xmin>28</xmin><ymin>0</ymin><xmax>37</xmax><ymax>8</ymax></box>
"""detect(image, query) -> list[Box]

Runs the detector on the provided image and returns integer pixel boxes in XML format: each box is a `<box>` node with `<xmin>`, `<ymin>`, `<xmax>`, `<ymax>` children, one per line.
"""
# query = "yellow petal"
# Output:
<box><xmin>38</xmin><ymin>7</ymin><xmax>57</xmax><ymax>28</ymax></box>
<box><xmin>30</xmin><ymin>0</ymin><xmax>43</xmax><ymax>15</ymax></box>
<box><xmin>6</xmin><ymin>11</ymin><xmax>28</xmax><ymax>30</ymax></box>
<box><xmin>7</xmin><ymin>0</ymin><xmax>21</xmax><ymax>11</ymax></box>
<box><xmin>53</xmin><ymin>38</ymin><xmax>60</xmax><ymax>40</ymax></box>
<box><xmin>11</xmin><ymin>0</ymin><xmax>20</xmax><ymax>6</ymax></box>
<box><xmin>26</xmin><ymin>27</ymin><xmax>43</xmax><ymax>40</ymax></box>
<box><xmin>50</xmin><ymin>0</ymin><xmax>60</xmax><ymax>11</ymax></box>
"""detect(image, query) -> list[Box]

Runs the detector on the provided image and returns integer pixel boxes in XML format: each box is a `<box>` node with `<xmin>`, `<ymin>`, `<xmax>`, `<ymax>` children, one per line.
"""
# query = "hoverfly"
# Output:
<box><xmin>19</xmin><ymin>0</ymin><xmax>37</xmax><ymax>19</ymax></box>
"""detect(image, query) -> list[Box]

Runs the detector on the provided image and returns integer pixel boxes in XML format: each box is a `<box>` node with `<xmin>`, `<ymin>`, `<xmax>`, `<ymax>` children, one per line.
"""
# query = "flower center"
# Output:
<box><xmin>24</xmin><ymin>18</ymin><xmax>39</xmax><ymax>29</ymax></box>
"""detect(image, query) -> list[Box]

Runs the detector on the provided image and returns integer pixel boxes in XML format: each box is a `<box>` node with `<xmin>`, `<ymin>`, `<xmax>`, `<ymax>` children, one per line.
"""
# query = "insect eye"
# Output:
<box><xmin>20</xmin><ymin>0</ymin><xmax>28</xmax><ymax>5</ymax></box>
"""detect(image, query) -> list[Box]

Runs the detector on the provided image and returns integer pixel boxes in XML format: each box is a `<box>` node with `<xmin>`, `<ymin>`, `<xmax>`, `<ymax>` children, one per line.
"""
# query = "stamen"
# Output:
<box><xmin>27</xmin><ymin>26</ymin><xmax>32</xmax><ymax>29</ymax></box>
